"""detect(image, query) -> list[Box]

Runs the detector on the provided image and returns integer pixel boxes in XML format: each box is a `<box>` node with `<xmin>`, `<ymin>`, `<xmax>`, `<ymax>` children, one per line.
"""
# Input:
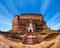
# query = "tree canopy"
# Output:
<box><xmin>57</xmin><ymin>29</ymin><xmax>60</xmax><ymax>32</ymax></box>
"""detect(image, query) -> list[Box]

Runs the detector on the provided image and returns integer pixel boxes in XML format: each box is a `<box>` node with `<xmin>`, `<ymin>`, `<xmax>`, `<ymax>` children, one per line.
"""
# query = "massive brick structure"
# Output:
<box><xmin>0</xmin><ymin>14</ymin><xmax>60</xmax><ymax>48</ymax></box>
<box><xmin>12</xmin><ymin>14</ymin><xmax>47</xmax><ymax>32</ymax></box>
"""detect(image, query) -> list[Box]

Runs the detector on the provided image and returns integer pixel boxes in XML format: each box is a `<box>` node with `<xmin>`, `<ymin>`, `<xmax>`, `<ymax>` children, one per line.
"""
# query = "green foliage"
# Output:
<box><xmin>8</xmin><ymin>29</ymin><xmax>12</xmax><ymax>32</ymax></box>
<box><xmin>57</xmin><ymin>29</ymin><xmax>60</xmax><ymax>32</ymax></box>
<box><xmin>0</xmin><ymin>30</ymin><xmax>2</xmax><ymax>32</ymax></box>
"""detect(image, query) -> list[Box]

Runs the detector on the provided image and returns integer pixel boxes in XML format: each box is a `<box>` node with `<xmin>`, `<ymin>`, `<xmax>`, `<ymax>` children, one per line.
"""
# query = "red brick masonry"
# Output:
<box><xmin>12</xmin><ymin>14</ymin><xmax>48</xmax><ymax>33</ymax></box>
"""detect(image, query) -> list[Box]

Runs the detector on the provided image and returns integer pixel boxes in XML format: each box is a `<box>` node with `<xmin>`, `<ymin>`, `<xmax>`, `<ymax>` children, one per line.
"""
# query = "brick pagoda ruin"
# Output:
<box><xmin>0</xmin><ymin>14</ymin><xmax>60</xmax><ymax>48</ymax></box>
<box><xmin>12</xmin><ymin>14</ymin><xmax>48</xmax><ymax>33</ymax></box>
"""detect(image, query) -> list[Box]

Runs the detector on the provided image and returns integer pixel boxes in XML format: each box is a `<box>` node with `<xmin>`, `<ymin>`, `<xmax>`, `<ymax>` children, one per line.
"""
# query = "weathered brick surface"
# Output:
<box><xmin>12</xmin><ymin>14</ymin><xmax>48</xmax><ymax>33</ymax></box>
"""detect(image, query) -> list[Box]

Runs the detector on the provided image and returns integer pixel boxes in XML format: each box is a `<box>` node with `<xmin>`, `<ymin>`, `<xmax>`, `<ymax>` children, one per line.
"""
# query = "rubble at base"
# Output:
<box><xmin>0</xmin><ymin>31</ymin><xmax>60</xmax><ymax>48</ymax></box>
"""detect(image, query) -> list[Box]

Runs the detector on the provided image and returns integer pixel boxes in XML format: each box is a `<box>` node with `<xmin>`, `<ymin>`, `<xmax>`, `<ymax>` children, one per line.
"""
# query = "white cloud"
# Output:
<box><xmin>40</xmin><ymin>0</ymin><xmax>51</xmax><ymax>14</ymax></box>
<box><xmin>0</xmin><ymin>4</ymin><xmax>13</xmax><ymax>19</ymax></box>
<box><xmin>47</xmin><ymin>13</ymin><xmax>60</xmax><ymax>25</ymax></box>
<box><xmin>0</xmin><ymin>4</ymin><xmax>13</xmax><ymax>26</ymax></box>
<box><xmin>5</xmin><ymin>0</ymin><xmax>19</xmax><ymax>14</ymax></box>
<box><xmin>0</xmin><ymin>20</ymin><xmax>11</xmax><ymax>26</ymax></box>
<box><xmin>51</xmin><ymin>23</ymin><xmax>60</xmax><ymax>30</ymax></box>
<box><xmin>0</xmin><ymin>19</ymin><xmax>12</xmax><ymax>31</ymax></box>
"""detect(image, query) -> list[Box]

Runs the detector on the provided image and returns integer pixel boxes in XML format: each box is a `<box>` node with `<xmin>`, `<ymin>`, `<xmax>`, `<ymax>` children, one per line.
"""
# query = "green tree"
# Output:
<box><xmin>8</xmin><ymin>29</ymin><xmax>12</xmax><ymax>32</ymax></box>
<box><xmin>0</xmin><ymin>30</ymin><xmax>2</xmax><ymax>32</ymax></box>
<box><xmin>57</xmin><ymin>29</ymin><xmax>60</xmax><ymax>32</ymax></box>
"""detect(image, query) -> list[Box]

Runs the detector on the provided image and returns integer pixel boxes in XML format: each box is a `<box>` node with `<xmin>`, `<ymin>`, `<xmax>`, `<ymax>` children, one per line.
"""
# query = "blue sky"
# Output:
<box><xmin>0</xmin><ymin>0</ymin><xmax>60</xmax><ymax>31</ymax></box>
